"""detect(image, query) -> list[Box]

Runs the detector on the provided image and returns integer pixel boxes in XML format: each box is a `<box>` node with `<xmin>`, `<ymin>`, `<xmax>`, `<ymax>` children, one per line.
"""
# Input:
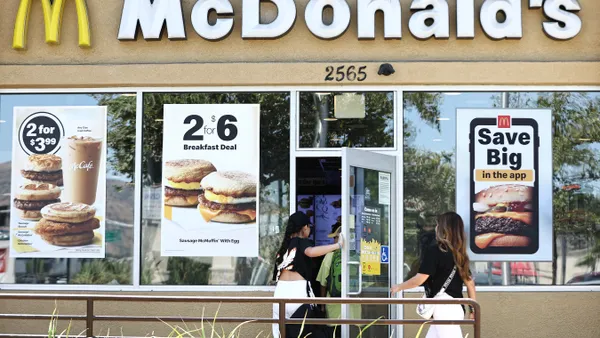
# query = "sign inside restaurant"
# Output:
<box><xmin>161</xmin><ymin>104</ymin><xmax>260</xmax><ymax>257</ymax></box>
<box><xmin>456</xmin><ymin>109</ymin><xmax>553</xmax><ymax>262</ymax></box>
<box><xmin>360</xmin><ymin>205</ymin><xmax>382</xmax><ymax>276</ymax></box>
<box><xmin>12</xmin><ymin>0</ymin><xmax>583</xmax><ymax>49</ymax></box>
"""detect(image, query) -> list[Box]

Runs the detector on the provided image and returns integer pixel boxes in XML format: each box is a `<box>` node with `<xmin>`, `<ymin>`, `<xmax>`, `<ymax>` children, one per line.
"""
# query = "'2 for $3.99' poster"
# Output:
<box><xmin>161</xmin><ymin>105</ymin><xmax>260</xmax><ymax>257</ymax></box>
<box><xmin>10</xmin><ymin>106</ymin><xmax>107</xmax><ymax>258</ymax></box>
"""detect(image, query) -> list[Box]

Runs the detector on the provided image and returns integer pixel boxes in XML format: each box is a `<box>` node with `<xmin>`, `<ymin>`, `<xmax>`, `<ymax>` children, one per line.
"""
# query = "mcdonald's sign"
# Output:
<box><xmin>497</xmin><ymin>115</ymin><xmax>511</xmax><ymax>129</ymax></box>
<box><xmin>13</xmin><ymin>0</ymin><xmax>91</xmax><ymax>50</ymax></box>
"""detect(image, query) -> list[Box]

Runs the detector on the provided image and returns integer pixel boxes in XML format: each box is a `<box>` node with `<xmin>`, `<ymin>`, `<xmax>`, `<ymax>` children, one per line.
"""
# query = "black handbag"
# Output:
<box><xmin>286</xmin><ymin>304</ymin><xmax>328</xmax><ymax>338</ymax></box>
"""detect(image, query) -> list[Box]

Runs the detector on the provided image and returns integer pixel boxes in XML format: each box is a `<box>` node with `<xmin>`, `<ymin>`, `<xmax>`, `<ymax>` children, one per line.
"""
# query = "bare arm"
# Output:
<box><xmin>464</xmin><ymin>277</ymin><xmax>477</xmax><ymax>318</ymax></box>
<box><xmin>465</xmin><ymin>277</ymin><xmax>476</xmax><ymax>301</ymax></box>
<box><xmin>390</xmin><ymin>273</ymin><xmax>429</xmax><ymax>295</ymax></box>
<box><xmin>304</xmin><ymin>243</ymin><xmax>340</xmax><ymax>258</ymax></box>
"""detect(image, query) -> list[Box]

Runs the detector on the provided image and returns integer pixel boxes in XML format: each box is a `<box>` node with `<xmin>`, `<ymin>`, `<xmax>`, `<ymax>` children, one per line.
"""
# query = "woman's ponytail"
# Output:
<box><xmin>272</xmin><ymin>212</ymin><xmax>310</xmax><ymax>281</ymax></box>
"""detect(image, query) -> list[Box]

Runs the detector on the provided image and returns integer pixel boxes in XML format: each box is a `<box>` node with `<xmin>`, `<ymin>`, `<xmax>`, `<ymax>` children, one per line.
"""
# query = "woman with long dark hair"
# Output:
<box><xmin>391</xmin><ymin>212</ymin><xmax>476</xmax><ymax>338</ymax></box>
<box><xmin>272</xmin><ymin>211</ymin><xmax>343</xmax><ymax>338</ymax></box>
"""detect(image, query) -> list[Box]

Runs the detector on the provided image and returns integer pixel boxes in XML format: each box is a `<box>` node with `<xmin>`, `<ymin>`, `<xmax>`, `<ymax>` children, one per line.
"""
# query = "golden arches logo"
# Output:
<box><xmin>13</xmin><ymin>0</ymin><xmax>91</xmax><ymax>50</ymax></box>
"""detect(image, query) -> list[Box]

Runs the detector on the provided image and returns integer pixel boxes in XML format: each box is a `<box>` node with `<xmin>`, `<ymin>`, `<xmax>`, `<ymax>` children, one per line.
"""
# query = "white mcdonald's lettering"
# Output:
<box><xmin>118</xmin><ymin>0</ymin><xmax>186</xmax><ymax>40</ymax></box>
<box><xmin>12</xmin><ymin>0</ymin><xmax>91</xmax><ymax>50</ymax></box>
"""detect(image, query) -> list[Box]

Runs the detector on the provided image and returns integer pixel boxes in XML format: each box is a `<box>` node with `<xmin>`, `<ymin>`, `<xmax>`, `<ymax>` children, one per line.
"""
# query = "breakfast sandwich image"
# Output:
<box><xmin>164</xmin><ymin>159</ymin><xmax>217</xmax><ymax>207</ymax></box>
<box><xmin>21</xmin><ymin>154</ymin><xmax>63</xmax><ymax>186</ymax></box>
<box><xmin>13</xmin><ymin>183</ymin><xmax>61</xmax><ymax>221</ymax></box>
<box><xmin>34</xmin><ymin>202</ymin><xmax>100</xmax><ymax>247</ymax></box>
<box><xmin>198</xmin><ymin>171</ymin><xmax>257</xmax><ymax>224</ymax></box>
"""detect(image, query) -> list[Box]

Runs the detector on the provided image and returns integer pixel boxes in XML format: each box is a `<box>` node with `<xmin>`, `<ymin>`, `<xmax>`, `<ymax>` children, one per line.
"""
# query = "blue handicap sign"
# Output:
<box><xmin>380</xmin><ymin>245</ymin><xmax>389</xmax><ymax>264</ymax></box>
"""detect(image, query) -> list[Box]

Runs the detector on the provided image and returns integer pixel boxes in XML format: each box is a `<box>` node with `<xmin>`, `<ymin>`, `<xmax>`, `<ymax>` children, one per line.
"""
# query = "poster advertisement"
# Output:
<box><xmin>360</xmin><ymin>238</ymin><xmax>381</xmax><ymax>276</ymax></box>
<box><xmin>10</xmin><ymin>106</ymin><xmax>107</xmax><ymax>258</ymax></box>
<box><xmin>314</xmin><ymin>195</ymin><xmax>341</xmax><ymax>246</ymax></box>
<box><xmin>297</xmin><ymin>195</ymin><xmax>340</xmax><ymax>246</ymax></box>
<box><xmin>360</xmin><ymin>205</ymin><xmax>381</xmax><ymax>242</ymax></box>
<box><xmin>360</xmin><ymin>206</ymin><xmax>382</xmax><ymax>275</ymax></box>
<box><xmin>297</xmin><ymin>196</ymin><xmax>315</xmax><ymax>220</ymax></box>
<box><xmin>456</xmin><ymin>109</ymin><xmax>552</xmax><ymax>261</ymax></box>
<box><xmin>161</xmin><ymin>104</ymin><xmax>260</xmax><ymax>257</ymax></box>
<box><xmin>297</xmin><ymin>195</ymin><xmax>315</xmax><ymax>227</ymax></box>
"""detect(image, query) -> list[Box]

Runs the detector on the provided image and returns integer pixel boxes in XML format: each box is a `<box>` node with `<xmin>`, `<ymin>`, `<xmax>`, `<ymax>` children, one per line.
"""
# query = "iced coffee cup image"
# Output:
<box><xmin>61</xmin><ymin>136</ymin><xmax>103</xmax><ymax>206</ymax></box>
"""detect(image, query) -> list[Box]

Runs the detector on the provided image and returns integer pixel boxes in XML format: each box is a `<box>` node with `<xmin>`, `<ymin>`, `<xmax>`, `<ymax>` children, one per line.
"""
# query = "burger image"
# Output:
<box><xmin>13</xmin><ymin>183</ymin><xmax>61</xmax><ymax>221</ymax></box>
<box><xmin>34</xmin><ymin>202</ymin><xmax>99</xmax><ymax>247</ymax></box>
<box><xmin>473</xmin><ymin>184</ymin><xmax>533</xmax><ymax>249</ymax></box>
<box><xmin>21</xmin><ymin>154</ymin><xmax>63</xmax><ymax>186</ymax></box>
<box><xmin>164</xmin><ymin>159</ymin><xmax>216</xmax><ymax>207</ymax></box>
<box><xmin>198</xmin><ymin>171</ymin><xmax>257</xmax><ymax>223</ymax></box>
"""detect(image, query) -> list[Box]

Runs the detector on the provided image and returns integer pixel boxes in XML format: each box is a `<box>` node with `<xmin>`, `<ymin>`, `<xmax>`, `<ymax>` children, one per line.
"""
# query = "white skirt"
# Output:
<box><xmin>272</xmin><ymin>280</ymin><xmax>313</xmax><ymax>338</ymax></box>
<box><xmin>425</xmin><ymin>293</ymin><xmax>465</xmax><ymax>338</ymax></box>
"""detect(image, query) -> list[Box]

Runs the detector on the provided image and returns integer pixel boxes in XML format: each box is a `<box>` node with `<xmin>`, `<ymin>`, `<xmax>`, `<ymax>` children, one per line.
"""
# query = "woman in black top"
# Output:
<box><xmin>272</xmin><ymin>211</ymin><xmax>344</xmax><ymax>338</ymax></box>
<box><xmin>391</xmin><ymin>212</ymin><xmax>476</xmax><ymax>338</ymax></box>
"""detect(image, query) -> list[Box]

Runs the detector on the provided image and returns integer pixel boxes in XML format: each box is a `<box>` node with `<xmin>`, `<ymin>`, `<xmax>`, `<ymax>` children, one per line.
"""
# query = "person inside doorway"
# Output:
<box><xmin>390</xmin><ymin>212</ymin><xmax>477</xmax><ymax>338</ymax></box>
<box><xmin>316</xmin><ymin>220</ymin><xmax>361</xmax><ymax>337</ymax></box>
<box><xmin>272</xmin><ymin>211</ymin><xmax>344</xmax><ymax>338</ymax></box>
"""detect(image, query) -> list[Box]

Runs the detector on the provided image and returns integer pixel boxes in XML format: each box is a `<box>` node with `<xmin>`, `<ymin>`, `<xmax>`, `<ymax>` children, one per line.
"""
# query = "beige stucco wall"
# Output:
<box><xmin>0</xmin><ymin>0</ymin><xmax>599</xmax><ymax>87</ymax></box>
<box><xmin>1</xmin><ymin>291</ymin><xmax>600</xmax><ymax>337</ymax></box>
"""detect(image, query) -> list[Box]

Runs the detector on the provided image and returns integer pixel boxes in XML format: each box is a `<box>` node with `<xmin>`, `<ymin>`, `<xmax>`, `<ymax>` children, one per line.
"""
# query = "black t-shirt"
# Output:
<box><xmin>276</xmin><ymin>237</ymin><xmax>314</xmax><ymax>282</ymax></box>
<box><xmin>418</xmin><ymin>243</ymin><xmax>464</xmax><ymax>299</ymax></box>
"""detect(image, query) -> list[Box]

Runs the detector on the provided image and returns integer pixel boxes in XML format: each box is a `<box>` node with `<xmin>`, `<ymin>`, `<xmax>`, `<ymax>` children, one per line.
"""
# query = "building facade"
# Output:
<box><xmin>0</xmin><ymin>0</ymin><xmax>599</xmax><ymax>337</ymax></box>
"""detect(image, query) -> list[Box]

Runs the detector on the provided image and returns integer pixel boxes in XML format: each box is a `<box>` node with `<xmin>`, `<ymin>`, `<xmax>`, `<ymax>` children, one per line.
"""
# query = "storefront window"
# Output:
<box><xmin>298</xmin><ymin>92</ymin><xmax>394</xmax><ymax>149</ymax></box>
<box><xmin>403</xmin><ymin>91</ymin><xmax>600</xmax><ymax>286</ymax></box>
<box><xmin>0</xmin><ymin>93</ymin><xmax>136</xmax><ymax>284</ymax></box>
<box><xmin>140</xmin><ymin>92</ymin><xmax>290</xmax><ymax>285</ymax></box>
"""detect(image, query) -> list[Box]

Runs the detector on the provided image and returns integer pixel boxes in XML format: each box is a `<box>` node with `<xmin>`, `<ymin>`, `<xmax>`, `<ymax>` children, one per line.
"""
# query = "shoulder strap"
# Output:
<box><xmin>439</xmin><ymin>266</ymin><xmax>457</xmax><ymax>293</ymax></box>
<box><xmin>306</xmin><ymin>280</ymin><xmax>317</xmax><ymax>309</ymax></box>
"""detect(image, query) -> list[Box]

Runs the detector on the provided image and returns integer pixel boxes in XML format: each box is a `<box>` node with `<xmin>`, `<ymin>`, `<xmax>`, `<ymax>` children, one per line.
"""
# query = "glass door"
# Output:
<box><xmin>341</xmin><ymin>148</ymin><xmax>396</xmax><ymax>338</ymax></box>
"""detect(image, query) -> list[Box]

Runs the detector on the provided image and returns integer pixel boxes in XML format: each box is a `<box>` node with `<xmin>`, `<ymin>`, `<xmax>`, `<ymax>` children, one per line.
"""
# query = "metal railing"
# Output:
<box><xmin>0</xmin><ymin>293</ymin><xmax>481</xmax><ymax>338</ymax></box>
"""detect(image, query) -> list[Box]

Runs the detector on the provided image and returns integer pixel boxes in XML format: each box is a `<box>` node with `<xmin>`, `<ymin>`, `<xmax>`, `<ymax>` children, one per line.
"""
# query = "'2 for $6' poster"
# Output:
<box><xmin>161</xmin><ymin>104</ymin><xmax>260</xmax><ymax>257</ymax></box>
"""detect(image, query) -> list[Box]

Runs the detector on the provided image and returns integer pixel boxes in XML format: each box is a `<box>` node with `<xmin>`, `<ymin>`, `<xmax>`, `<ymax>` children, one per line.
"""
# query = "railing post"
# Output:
<box><xmin>474</xmin><ymin>303</ymin><xmax>481</xmax><ymax>338</ymax></box>
<box><xmin>86</xmin><ymin>298</ymin><xmax>94</xmax><ymax>337</ymax></box>
<box><xmin>278</xmin><ymin>300</ymin><xmax>286</xmax><ymax>338</ymax></box>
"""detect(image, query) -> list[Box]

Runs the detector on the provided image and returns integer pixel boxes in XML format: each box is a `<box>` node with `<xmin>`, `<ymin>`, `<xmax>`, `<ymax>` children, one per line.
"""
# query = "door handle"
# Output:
<box><xmin>346</xmin><ymin>261</ymin><xmax>362</xmax><ymax>296</ymax></box>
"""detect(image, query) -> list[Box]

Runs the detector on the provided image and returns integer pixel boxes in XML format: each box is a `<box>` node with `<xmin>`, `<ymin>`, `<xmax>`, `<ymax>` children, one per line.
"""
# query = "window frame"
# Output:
<box><xmin>0</xmin><ymin>86</ymin><xmax>596</xmax><ymax>293</ymax></box>
<box><xmin>295</xmin><ymin>90</ymin><xmax>399</xmax><ymax>151</ymax></box>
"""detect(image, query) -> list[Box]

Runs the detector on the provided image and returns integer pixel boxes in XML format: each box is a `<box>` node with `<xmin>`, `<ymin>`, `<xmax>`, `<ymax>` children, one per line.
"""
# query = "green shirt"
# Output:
<box><xmin>316</xmin><ymin>252</ymin><xmax>362</xmax><ymax>325</ymax></box>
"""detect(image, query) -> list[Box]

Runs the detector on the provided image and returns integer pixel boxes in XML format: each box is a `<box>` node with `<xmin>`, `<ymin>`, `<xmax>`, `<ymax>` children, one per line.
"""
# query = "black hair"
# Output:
<box><xmin>328</xmin><ymin>223</ymin><xmax>340</xmax><ymax>238</ymax></box>
<box><xmin>272</xmin><ymin>213</ymin><xmax>307</xmax><ymax>281</ymax></box>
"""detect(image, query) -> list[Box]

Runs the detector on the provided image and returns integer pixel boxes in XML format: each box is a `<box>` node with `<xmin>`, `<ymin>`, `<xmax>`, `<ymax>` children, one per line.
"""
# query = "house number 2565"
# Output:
<box><xmin>324</xmin><ymin>66</ymin><xmax>367</xmax><ymax>82</ymax></box>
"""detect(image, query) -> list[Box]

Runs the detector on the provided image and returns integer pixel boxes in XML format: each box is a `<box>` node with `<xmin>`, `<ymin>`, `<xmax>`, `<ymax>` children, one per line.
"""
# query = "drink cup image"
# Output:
<box><xmin>61</xmin><ymin>136</ymin><xmax>103</xmax><ymax>206</ymax></box>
